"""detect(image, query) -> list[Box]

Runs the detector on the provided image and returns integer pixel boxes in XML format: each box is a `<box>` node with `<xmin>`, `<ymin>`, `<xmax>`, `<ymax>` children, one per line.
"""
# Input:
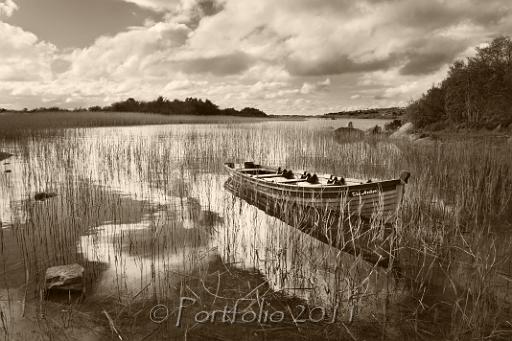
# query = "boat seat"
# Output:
<box><xmin>255</xmin><ymin>173</ymin><xmax>282</xmax><ymax>178</ymax></box>
<box><xmin>300</xmin><ymin>183</ymin><xmax>325</xmax><ymax>187</ymax></box>
<box><xmin>239</xmin><ymin>168</ymin><xmax>272</xmax><ymax>172</ymax></box>
<box><xmin>275</xmin><ymin>179</ymin><xmax>307</xmax><ymax>184</ymax></box>
<box><xmin>324</xmin><ymin>182</ymin><xmax>347</xmax><ymax>187</ymax></box>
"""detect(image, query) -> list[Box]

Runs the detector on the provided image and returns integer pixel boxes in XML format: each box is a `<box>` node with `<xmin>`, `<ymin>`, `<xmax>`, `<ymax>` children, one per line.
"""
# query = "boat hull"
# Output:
<box><xmin>225</xmin><ymin>165</ymin><xmax>406</xmax><ymax>222</ymax></box>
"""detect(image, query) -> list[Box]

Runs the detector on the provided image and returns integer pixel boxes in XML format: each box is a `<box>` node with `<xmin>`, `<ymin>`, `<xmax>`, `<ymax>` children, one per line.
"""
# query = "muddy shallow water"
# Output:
<box><xmin>0</xmin><ymin>118</ymin><xmax>510</xmax><ymax>340</ymax></box>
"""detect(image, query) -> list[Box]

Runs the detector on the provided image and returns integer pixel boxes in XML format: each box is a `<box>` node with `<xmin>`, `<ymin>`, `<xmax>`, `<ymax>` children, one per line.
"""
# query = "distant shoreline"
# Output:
<box><xmin>319</xmin><ymin>113</ymin><xmax>400</xmax><ymax>119</ymax></box>
<box><xmin>0</xmin><ymin>111</ymin><xmax>266</xmax><ymax>133</ymax></box>
<box><xmin>0</xmin><ymin>111</ymin><xmax>399</xmax><ymax>137</ymax></box>
<box><xmin>320</xmin><ymin>107</ymin><xmax>405</xmax><ymax>120</ymax></box>
<box><xmin>0</xmin><ymin>111</ymin><xmax>310</xmax><ymax>136</ymax></box>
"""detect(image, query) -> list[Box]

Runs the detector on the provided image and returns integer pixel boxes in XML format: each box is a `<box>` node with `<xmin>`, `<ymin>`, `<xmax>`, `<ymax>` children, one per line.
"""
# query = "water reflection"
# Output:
<box><xmin>0</xmin><ymin>119</ymin><xmax>407</xmax><ymax>338</ymax></box>
<box><xmin>217</xmin><ymin>189</ymin><xmax>404</xmax><ymax>320</ymax></box>
<box><xmin>223</xmin><ymin>175</ymin><xmax>396</xmax><ymax>267</ymax></box>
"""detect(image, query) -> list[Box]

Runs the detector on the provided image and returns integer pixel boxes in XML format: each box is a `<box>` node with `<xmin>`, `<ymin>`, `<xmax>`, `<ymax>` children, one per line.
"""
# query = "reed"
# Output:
<box><xmin>0</xmin><ymin>119</ymin><xmax>511</xmax><ymax>340</ymax></box>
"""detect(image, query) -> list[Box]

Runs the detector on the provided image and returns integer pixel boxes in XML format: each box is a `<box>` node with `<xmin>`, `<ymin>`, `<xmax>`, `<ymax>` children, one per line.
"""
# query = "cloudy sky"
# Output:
<box><xmin>1</xmin><ymin>0</ymin><xmax>511</xmax><ymax>115</ymax></box>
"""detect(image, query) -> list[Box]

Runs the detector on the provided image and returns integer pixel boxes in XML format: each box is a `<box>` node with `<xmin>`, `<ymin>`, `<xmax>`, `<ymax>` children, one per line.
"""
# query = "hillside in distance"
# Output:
<box><xmin>322</xmin><ymin>107</ymin><xmax>405</xmax><ymax>119</ymax></box>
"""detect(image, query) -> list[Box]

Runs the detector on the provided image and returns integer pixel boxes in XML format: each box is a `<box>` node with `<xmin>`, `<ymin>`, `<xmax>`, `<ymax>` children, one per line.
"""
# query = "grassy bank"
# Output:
<box><xmin>0</xmin><ymin>111</ymin><xmax>269</xmax><ymax>136</ymax></box>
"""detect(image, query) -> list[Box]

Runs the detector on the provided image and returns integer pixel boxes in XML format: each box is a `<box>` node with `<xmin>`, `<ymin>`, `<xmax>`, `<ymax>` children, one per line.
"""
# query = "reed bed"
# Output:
<box><xmin>0</xmin><ymin>119</ymin><xmax>511</xmax><ymax>340</ymax></box>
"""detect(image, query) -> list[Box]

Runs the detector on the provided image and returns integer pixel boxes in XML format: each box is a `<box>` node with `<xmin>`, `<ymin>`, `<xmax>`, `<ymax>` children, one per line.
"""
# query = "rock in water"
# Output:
<box><xmin>367</xmin><ymin>125</ymin><xmax>382</xmax><ymax>135</ymax></box>
<box><xmin>0</xmin><ymin>151</ymin><xmax>13</xmax><ymax>162</ymax></box>
<box><xmin>334</xmin><ymin>126</ymin><xmax>364</xmax><ymax>136</ymax></box>
<box><xmin>45</xmin><ymin>264</ymin><xmax>85</xmax><ymax>291</ymax></box>
<box><xmin>334</xmin><ymin>127</ymin><xmax>365</xmax><ymax>143</ymax></box>
<box><xmin>390</xmin><ymin>122</ymin><xmax>414</xmax><ymax>139</ymax></box>
<box><xmin>34</xmin><ymin>192</ymin><xmax>57</xmax><ymax>201</ymax></box>
<box><xmin>413</xmin><ymin>137</ymin><xmax>436</xmax><ymax>145</ymax></box>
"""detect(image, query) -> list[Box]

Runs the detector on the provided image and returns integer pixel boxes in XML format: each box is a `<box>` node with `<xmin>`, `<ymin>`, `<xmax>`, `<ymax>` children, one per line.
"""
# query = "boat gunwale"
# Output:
<box><xmin>224</xmin><ymin>164</ymin><xmax>402</xmax><ymax>192</ymax></box>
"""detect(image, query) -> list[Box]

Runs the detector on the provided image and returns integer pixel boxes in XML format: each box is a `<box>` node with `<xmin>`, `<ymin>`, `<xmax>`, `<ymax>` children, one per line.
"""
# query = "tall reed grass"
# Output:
<box><xmin>0</xmin><ymin>119</ymin><xmax>510</xmax><ymax>340</ymax></box>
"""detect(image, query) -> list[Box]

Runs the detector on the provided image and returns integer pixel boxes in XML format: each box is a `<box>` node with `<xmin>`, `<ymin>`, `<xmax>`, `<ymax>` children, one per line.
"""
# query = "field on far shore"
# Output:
<box><xmin>0</xmin><ymin>111</ymin><xmax>275</xmax><ymax>133</ymax></box>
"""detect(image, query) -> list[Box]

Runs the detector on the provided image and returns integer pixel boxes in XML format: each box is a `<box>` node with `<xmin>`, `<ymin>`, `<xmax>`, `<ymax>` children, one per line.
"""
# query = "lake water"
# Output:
<box><xmin>0</xmin><ymin>117</ymin><xmax>510</xmax><ymax>340</ymax></box>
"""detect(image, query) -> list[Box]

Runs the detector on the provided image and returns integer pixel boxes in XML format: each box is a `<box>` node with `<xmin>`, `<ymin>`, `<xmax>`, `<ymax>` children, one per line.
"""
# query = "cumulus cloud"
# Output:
<box><xmin>185</xmin><ymin>0</ymin><xmax>512</xmax><ymax>81</ymax></box>
<box><xmin>2</xmin><ymin>0</ymin><xmax>512</xmax><ymax>114</ymax></box>
<box><xmin>122</xmin><ymin>0</ymin><xmax>224</xmax><ymax>23</ymax></box>
<box><xmin>398</xmin><ymin>36</ymin><xmax>471</xmax><ymax>75</ymax></box>
<box><xmin>300</xmin><ymin>78</ymin><xmax>331</xmax><ymax>94</ymax></box>
<box><xmin>164</xmin><ymin>78</ymin><xmax>207</xmax><ymax>91</ymax></box>
<box><xmin>50</xmin><ymin>58</ymin><xmax>71</xmax><ymax>74</ymax></box>
<box><xmin>0</xmin><ymin>0</ymin><xmax>17</xmax><ymax>17</ymax></box>
<box><xmin>63</xmin><ymin>21</ymin><xmax>191</xmax><ymax>80</ymax></box>
<box><xmin>287</xmin><ymin>55</ymin><xmax>397</xmax><ymax>76</ymax></box>
<box><xmin>175</xmin><ymin>51</ymin><xmax>254</xmax><ymax>75</ymax></box>
<box><xmin>400</xmin><ymin>52</ymin><xmax>452</xmax><ymax>75</ymax></box>
<box><xmin>121</xmin><ymin>0</ymin><xmax>181</xmax><ymax>11</ymax></box>
<box><xmin>0</xmin><ymin>22</ymin><xmax>56</xmax><ymax>82</ymax></box>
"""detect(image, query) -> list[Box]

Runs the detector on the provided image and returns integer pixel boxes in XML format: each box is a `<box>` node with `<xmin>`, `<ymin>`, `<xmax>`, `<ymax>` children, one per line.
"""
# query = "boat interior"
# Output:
<box><xmin>226</xmin><ymin>161</ymin><xmax>372</xmax><ymax>187</ymax></box>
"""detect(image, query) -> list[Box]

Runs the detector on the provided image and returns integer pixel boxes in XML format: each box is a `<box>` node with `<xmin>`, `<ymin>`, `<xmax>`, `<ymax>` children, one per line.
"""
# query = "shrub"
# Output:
<box><xmin>384</xmin><ymin>119</ymin><xmax>402</xmax><ymax>132</ymax></box>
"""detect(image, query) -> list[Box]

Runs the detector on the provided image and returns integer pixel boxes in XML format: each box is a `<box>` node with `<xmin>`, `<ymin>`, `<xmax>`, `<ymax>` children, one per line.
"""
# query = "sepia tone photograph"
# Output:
<box><xmin>1</xmin><ymin>0</ymin><xmax>512</xmax><ymax>340</ymax></box>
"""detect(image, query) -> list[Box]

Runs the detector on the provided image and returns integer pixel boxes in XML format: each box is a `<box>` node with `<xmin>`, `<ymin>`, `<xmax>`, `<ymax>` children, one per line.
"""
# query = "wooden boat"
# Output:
<box><xmin>225</xmin><ymin>161</ymin><xmax>410</xmax><ymax>222</ymax></box>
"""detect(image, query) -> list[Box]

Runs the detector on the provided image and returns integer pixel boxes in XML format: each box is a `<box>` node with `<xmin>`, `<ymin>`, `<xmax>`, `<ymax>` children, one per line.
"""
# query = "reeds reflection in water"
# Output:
<box><xmin>0</xmin><ymin>118</ymin><xmax>511</xmax><ymax>340</ymax></box>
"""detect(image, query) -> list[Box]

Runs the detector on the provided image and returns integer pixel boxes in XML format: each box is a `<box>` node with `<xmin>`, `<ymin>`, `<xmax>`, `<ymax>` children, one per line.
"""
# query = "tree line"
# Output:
<box><xmin>98</xmin><ymin>97</ymin><xmax>268</xmax><ymax>117</ymax></box>
<box><xmin>407</xmin><ymin>36</ymin><xmax>512</xmax><ymax>130</ymax></box>
<box><xmin>2</xmin><ymin>97</ymin><xmax>268</xmax><ymax>117</ymax></box>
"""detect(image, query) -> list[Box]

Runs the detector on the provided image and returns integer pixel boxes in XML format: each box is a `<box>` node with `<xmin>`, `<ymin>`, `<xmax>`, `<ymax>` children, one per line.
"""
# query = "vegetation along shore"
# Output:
<box><xmin>406</xmin><ymin>36</ymin><xmax>512</xmax><ymax>133</ymax></box>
